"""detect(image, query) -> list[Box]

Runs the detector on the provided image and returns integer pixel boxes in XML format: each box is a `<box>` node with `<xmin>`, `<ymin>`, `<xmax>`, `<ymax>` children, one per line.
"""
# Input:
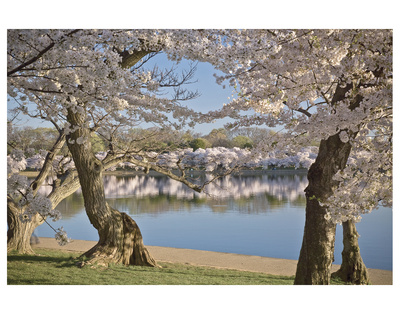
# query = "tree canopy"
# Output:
<box><xmin>8</xmin><ymin>28</ymin><xmax>392</xmax><ymax>233</ymax></box>
<box><xmin>200</xmin><ymin>29</ymin><xmax>392</xmax><ymax>223</ymax></box>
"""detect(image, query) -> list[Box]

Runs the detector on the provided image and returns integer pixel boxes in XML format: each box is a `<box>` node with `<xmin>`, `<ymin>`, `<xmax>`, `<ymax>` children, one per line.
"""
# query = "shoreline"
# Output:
<box><xmin>21</xmin><ymin>168</ymin><xmax>309</xmax><ymax>177</ymax></box>
<box><xmin>32</xmin><ymin>237</ymin><xmax>392</xmax><ymax>285</ymax></box>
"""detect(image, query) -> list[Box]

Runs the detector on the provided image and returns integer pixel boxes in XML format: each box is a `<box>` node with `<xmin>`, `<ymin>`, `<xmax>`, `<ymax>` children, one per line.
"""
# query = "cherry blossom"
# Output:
<box><xmin>8</xmin><ymin>28</ymin><xmax>392</xmax><ymax>224</ymax></box>
<box><xmin>195</xmin><ymin>29</ymin><xmax>392</xmax><ymax>223</ymax></box>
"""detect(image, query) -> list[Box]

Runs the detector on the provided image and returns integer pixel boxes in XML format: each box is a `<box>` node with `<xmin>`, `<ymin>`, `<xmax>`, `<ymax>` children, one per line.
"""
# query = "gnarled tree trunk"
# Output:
<box><xmin>332</xmin><ymin>220</ymin><xmax>370</xmax><ymax>284</ymax></box>
<box><xmin>7</xmin><ymin>198</ymin><xmax>43</xmax><ymax>254</ymax></box>
<box><xmin>294</xmin><ymin>77</ymin><xmax>367</xmax><ymax>285</ymax></box>
<box><xmin>66</xmin><ymin>110</ymin><xmax>157</xmax><ymax>267</ymax></box>
<box><xmin>7</xmin><ymin>132</ymin><xmax>68</xmax><ymax>254</ymax></box>
<box><xmin>7</xmin><ymin>173</ymin><xmax>81</xmax><ymax>254</ymax></box>
<box><xmin>294</xmin><ymin>133</ymin><xmax>352</xmax><ymax>284</ymax></box>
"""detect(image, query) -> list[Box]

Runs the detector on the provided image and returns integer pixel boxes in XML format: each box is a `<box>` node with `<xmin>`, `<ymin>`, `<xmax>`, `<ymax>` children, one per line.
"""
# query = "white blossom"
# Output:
<box><xmin>7</xmin><ymin>29</ymin><xmax>392</xmax><ymax>225</ymax></box>
<box><xmin>55</xmin><ymin>227</ymin><xmax>71</xmax><ymax>246</ymax></box>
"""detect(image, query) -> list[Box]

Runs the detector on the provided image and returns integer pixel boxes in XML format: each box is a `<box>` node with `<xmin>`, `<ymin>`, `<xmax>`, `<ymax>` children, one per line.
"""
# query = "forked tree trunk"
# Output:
<box><xmin>7</xmin><ymin>132</ymin><xmax>67</xmax><ymax>254</ymax></box>
<box><xmin>294</xmin><ymin>133</ymin><xmax>352</xmax><ymax>285</ymax></box>
<box><xmin>332</xmin><ymin>220</ymin><xmax>370</xmax><ymax>284</ymax></box>
<box><xmin>7</xmin><ymin>199</ymin><xmax>42</xmax><ymax>254</ymax></box>
<box><xmin>7</xmin><ymin>175</ymin><xmax>81</xmax><ymax>254</ymax></box>
<box><xmin>66</xmin><ymin>110</ymin><xmax>157</xmax><ymax>267</ymax></box>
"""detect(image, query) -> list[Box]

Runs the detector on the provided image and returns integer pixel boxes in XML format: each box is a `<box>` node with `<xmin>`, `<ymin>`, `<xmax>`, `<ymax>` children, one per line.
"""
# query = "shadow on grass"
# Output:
<box><xmin>8</xmin><ymin>250</ymin><xmax>300</xmax><ymax>285</ymax></box>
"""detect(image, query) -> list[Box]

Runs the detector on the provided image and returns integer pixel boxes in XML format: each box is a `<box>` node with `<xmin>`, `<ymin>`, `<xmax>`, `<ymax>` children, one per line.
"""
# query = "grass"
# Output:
<box><xmin>8</xmin><ymin>249</ymin><xmax>347</xmax><ymax>285</ymax></box>
<box><xmin>8</xmin><ymin>249</ymin><xmax>297</xmax><ymax>285</ymax></box>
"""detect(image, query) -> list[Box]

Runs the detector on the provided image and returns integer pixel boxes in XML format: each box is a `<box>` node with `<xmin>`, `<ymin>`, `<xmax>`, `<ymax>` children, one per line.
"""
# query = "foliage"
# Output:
<box><xmin>6</xmin><ymin>126</ymin><xmax>59</xmax><ymax>155</ymax></box>
<box><xmin>7</xmin><ymin>30</ymin><xmax>248</xmax><ymax>200</ymax></box>
<box><xmin>189</xmin><ymin>138</ymin><xmax>211</xmax><ymax>151</ymax></box>
<box><xmin>227</xmin><ymin>127</ymin><xmax>275</xmax><ymax>147</ymax></box>
<box><xmin>204</xmin><ymin>128</ymin><xmax>232</xmax><ymax>147</ymax></box>
<box><xmin>90</xmin><ymin>133</ymin><xmax>107</xmax><ymax>153</ymax></box>
<box><xmin>232</xmin><ymin>135</ymin><xmax>253</xmax><ymax>149</ymax></box>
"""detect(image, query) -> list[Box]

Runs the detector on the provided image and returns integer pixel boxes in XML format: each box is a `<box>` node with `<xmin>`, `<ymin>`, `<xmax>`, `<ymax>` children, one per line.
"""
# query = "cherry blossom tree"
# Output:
<box><xmin>199</xmin><ymin>29</ymin><xmax>392</xmax><ymax>284</ymax></box>
<box><xmin>7</xmin><ymin>122</ymin><xmax>79</xmax><ymax>253</ymax></box>
<box><xmin>7</xmin><ymin>29</ymin><xmax>236</xmax><ymax>266</ymax></box>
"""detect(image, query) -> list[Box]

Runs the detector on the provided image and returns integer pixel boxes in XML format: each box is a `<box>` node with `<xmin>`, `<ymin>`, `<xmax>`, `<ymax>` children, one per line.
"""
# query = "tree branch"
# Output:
<box><xmin>30</xmin><ymin>131</ymin><xmax>66</xmax><ymax>195</ymax></box>
<box><xmin>7</xmin><ymin>29</ymin><xmax>81</xmax><ymax>76</ymax></box>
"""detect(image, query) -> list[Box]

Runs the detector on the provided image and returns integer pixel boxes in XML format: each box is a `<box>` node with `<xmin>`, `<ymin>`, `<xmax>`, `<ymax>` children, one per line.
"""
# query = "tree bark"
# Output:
<box><xmin>66</xmin><ymin>110</ymin><xmax>157</xmax><ymax>267</ymax></box>
<box><xmin>332</xmin><ymin>220</ymin><xmax>371</xmax><ymax>284</ymax></box>
<box><xmin>29</xmin><ymin>133</ymin><xmax>66</xmax><ymax>194</ymax></box>
<box><xmin>294</xmin><ymin>133</ymin><xmax>352</xmax><ymax>284</ymax></box>
<box><xmin>294</xmin><ymin>75</ymin><xmax>368</xmax><ymax>285</ymax></box>
<box><xmin>7</xmin><ymin>198</ymin><xmax>42</xmax><ymax>254</ymax></box>
<box><xmin>7</xmin><ymin>132</ymin><xmax>70</xmax><ymax>254</ymax></box>
<box><xmin>7</xmin><ymin>173</ymin><xmax>80</xmax><ymax>255</ymax></box>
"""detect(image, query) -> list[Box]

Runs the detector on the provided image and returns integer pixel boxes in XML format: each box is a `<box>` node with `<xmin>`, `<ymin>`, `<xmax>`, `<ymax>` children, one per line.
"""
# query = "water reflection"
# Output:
<box><xmin>101</xmin><ymin>173</ymin><xmax>308</xmax><ymax>201</ymax></box>
<box><xmin>54</xmin><ymin>172</ymin><xmax>308</xmax><ymax>218</ymax></box>
<box><xmin>34</xmin><ymin>171</ymin><xmax>392</xmax><ymax>270</ymax></box>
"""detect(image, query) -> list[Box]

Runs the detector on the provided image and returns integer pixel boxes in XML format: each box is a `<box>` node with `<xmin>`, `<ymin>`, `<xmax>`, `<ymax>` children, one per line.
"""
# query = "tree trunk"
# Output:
<box><xmin>7</xmin><ymin>198</ymin><xmax>42</xmax><ymax>254</ymax></box>
<box><xmin>332</xmin><ymin>220</ymin><xmax>371</xmax><ymax>284</ymax></box>
<box><xmin>294</xmin><ymin>133</ymin><xmax>352</xmax><ymax>284</ymax></box>
<box><xmin>7</xmin><ymin>173</ymin><xmax>81</xmax><ymax>254</ymax></box>
<box><xmin>66</xmin><ymin>110</ymin><xmax>157</xmax><ymax>267</ymax></box>
<box><xmin>78</xmin><ymin>207</ymin><xmax>157</xmax><ymax>267</ymax></box>
<box><xmin>7</xmin><ymin>132</ymin><xmax>67</xmax><ymax>254</ymax></box>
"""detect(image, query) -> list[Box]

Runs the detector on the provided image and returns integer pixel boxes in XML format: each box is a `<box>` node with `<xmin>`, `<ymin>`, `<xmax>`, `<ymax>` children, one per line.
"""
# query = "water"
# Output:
<box><xmin>36</xmin><ymin>172</ymin><xmax>392</xmax><ymax>270</ymax></box>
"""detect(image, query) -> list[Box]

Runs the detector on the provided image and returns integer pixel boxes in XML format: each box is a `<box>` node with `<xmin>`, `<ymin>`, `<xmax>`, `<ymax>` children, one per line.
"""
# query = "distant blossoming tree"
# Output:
<box><xmin>198</xmin><ymin>29</ymin><xmax>392</xmax><ymax>284</ymax></box>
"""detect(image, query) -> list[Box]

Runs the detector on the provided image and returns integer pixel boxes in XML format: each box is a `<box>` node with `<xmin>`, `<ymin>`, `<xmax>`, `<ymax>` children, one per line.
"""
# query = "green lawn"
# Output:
<box><xmin>7</xmin><ymin>249</ymin><xmax>297</xmax><ymax>285</ymax></box>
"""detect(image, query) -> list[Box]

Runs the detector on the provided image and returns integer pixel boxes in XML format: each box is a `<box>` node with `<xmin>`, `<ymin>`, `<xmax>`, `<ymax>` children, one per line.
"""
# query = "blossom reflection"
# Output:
<box><xmin>36</xmin><ymin>172</ymin><xmax>308</xmax><ymax>217</ymax></box>
<box><xmin>101</xmin><ymin>172</ymin><xmax>307</xmax><ymax>202</ymax></box>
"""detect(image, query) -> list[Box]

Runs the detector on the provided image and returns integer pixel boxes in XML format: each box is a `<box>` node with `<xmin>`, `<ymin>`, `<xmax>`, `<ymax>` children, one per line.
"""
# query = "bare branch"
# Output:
<box><xmin>131</xmin><ymin>52</ymin><xmax>161</xmax><ymax>71</ymax></box>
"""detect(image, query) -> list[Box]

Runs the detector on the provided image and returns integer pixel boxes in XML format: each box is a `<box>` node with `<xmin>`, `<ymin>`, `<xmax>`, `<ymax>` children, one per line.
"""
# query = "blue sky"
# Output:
<box><xmin>143</xmin><ymin>52</ymin><xmax>237</xmax><ymax>134</ymax></box>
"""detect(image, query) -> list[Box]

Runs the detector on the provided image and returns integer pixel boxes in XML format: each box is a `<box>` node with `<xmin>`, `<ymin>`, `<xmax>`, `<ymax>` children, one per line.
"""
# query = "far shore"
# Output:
<box><xmin>22</xmin><ymin>168</ymin><xmax>309</xmax><ymax>177</ymax></box>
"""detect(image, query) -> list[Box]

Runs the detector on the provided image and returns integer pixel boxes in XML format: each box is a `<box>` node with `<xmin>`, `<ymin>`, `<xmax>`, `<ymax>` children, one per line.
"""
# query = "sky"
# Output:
<box><xmin>135</xmin><ymin>52</ymin><xmax>238</xmax><ymax>134</ymax></box>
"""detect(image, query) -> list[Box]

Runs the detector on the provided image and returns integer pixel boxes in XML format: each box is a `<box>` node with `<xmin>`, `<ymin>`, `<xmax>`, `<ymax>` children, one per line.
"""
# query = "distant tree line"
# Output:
<box><xmin>10</xmin><ymin>125</ymin><xmax>286</xmax><ymax>155</ymax></box>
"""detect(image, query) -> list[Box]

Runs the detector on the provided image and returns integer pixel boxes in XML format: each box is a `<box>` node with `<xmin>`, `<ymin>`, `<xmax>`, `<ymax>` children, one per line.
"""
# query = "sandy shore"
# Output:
<box><xmin>32</xmin><ymin>237</ymin><xmax>392</xmax><ymax>285</ymax></box>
